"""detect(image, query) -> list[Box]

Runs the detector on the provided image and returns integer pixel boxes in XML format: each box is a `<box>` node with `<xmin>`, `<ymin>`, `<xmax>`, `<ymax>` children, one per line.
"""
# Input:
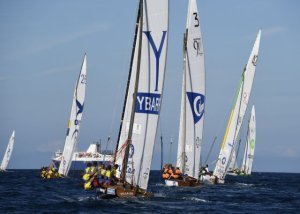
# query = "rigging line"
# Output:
<box><xmin>114</xmin><ymin>0</ymin><xmax>142</xmax><ymax>163</ymax></box>
<box><xmin>242</xmin><ymin>118</ymin><xmax>250</xmax><ymax>172</ymax></box>
<box><xmin>232</xmin><ymin>138</ymin><xmax>242</xmax><ymax>170</ymax></box>
<box><xmin>159</xmin><ymin>116</ymin><xmax>164</xmax><ymax>170</ymax></box>
<box><xmin>225</xmin><ymin>70</ymin><xmax>246</xmax><ymax>175</ymax></box>
<box><xmin>136</xmin><ymin>0</ymin><xmax>148</xmax><ymax>187</ymax></box>
<box><xmin>186</xmin><ymin>45</ymin><xmax>197</xmax><ymax>178</ymax></box>
<box><xmin>179</xmin><ymin>29</ymin><xmax>188</xmax><ymax>174</ymax></box>
<box><xmin>121</xmin><ymin>0</ymin><xmax>143</xmax><ymax>184</ymax></box>
<box><xmin>204</xmin><ymin>135</ymin><xmax>217</xmax><ymax>165</ymax></box>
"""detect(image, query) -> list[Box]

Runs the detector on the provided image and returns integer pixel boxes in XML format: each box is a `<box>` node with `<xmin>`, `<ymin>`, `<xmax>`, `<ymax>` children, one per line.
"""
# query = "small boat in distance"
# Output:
<box><xmin>0</xmin><ymin>130</ymin><xmax>15</xmax><ymax>172</ymax></box>
<box><xmin>52</xmin><ymin>143</ymin><xmax>113</xmax><ymax>170</ymax></box>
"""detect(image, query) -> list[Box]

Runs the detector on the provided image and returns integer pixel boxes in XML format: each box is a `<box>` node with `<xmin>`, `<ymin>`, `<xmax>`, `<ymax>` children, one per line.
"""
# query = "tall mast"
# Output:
<box><xmin>120</xmin><ymin>0</ymin><xmax>144</xmax><ymax>184</ymax></box>
<box><xmin>160</xmin><ymin>135</ymin><xmax>163</xmax><ymax>170</ymax></box>
<box><xmin>224</xmin><ymin>70</ymin><xmax>245</xmax><ymax>174</ymax></box>
<box><xmin>242</xmin><ymin>118</ymin><xmax>250</xmax><ymax>172</ymax></box>
<box><xmin>180</xmin><ymin>29</ymin><xmax>188</xmax><ymax>174</ymax></box>
<box><xmin>114</xmin><ymin>1</ymin><xmax>143</xmax><ymax>163</ymax></box>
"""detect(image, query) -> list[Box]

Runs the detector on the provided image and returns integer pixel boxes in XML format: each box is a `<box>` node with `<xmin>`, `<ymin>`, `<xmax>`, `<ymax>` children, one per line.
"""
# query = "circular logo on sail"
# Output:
<box><xmin>222</xmin><ymin>157</ymin><xmax>226</xmax><ymax>165</ymax></box>
<box><xmin>186</xmin><ymin>92</ymin><xmax>205</xmax><ymax>124</ymax></box>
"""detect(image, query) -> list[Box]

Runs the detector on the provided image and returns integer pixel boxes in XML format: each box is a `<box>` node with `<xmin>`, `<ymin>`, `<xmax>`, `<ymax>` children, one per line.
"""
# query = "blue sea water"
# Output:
<box><xmin>0</xmin><ymin>170</ymin><xmax>299</xmax><ymax>213</ymax></box>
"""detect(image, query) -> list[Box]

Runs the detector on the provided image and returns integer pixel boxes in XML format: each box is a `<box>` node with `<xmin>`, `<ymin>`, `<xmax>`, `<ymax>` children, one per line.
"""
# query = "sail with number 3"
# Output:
<box><xmin>176</xmin><ymin>0</ymin><xmax>205</xmax><ymax>180</ymax></box>
<box><xmin>114</xmin><ymin>0</ymin><xmax>169</xmax><ymax>191</ymax></box>
<box><xmin>213</xmin><ymin>30</ymin><xmax>261</xmax><ymax>183</ymax></box>
<box><xmin>58</xmin><ymin>54</ymin><xmax>87</xmax><ymax>176</ymax></box>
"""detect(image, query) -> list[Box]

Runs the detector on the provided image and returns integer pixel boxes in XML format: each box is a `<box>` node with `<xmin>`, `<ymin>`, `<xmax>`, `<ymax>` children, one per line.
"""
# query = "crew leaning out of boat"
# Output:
<box><xmin>162</xmin><ymin>164</ymin><xmax>182</xmax><ymax>180</ymax></box>
<box><xmin>82</xmin><ymin>162</ymin><xmax>119</xmax><ymax>190</ymax></box>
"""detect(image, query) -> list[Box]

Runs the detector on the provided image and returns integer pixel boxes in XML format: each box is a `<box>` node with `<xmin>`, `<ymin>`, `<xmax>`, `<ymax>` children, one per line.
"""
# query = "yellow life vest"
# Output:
<box><xmin>101</xmin><ymin>168</ymin><xmax>106</xmax><ymax>176</ymax></box>
<box><xmin>105</xmin><ymin>170</ymin><xmax>111</xmax><ymax>179</ymax></box>
<box><xmin>111</xmin><ymin>168</ymin><xmax>116</xmax><ymax>177</ymax></box>
<box><xmin>83</xmin><ymin>174</ymin><xmax>90</xmax><ymax>181</ymax></box>
<box><xmin>90</xmin><ymin>166</ymin><xmax>96</xmax><ymax>174</ymax></box>
<box><xmin>85</xmin><ymin>167</ymin><xmax>91</xmax><ymax>174</ymax></box>
<box><xmin>84</xmin><ymin>181</ymin><xmax>92</xmax><ymax>190</ymax></box>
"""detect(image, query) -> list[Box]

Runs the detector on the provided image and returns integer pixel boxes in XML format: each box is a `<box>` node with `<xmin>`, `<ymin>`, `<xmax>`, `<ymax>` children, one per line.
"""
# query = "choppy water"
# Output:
<box><xmin>0</xmin><ymin>170</ymin><xmax>299</xmax><ymax>213</ymax></box>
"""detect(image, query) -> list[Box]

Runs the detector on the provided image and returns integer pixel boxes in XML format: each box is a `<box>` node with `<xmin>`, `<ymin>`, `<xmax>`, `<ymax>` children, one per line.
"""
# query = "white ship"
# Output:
<box><xmin>52</xmin><ymin>143</ymin><xmax>113</xmax><ymax>170</ymax></box>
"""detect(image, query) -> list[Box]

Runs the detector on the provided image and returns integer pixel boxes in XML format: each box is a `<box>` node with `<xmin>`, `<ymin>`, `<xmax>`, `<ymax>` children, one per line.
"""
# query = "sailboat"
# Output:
<box><xmin>211</xmin><ymin>30</ymin><xmax>261</xmax><ymax>184</ymax></box>
<box><xmin>57</xmin><ymin>54</ymin><xmax>87</xmax><ymax>177</ymax></box>
<box><xmin>0</xmin><ymin>130</ymin><xmax>15</xmax><ymax>171</ymax></box>
<box><xmin>98</xmin><ymin>0</ymin><xmax>169</xmax><ymax>198</ymax></box>
<box><xmin>240</xmin><ymin>105</ymin><xmax>256</xmax><ymax>175</ymax></box>
<box><xmin>163</xmin><ymin>0</ymin><xmax>205</xmax><ymax>187</ymax></box>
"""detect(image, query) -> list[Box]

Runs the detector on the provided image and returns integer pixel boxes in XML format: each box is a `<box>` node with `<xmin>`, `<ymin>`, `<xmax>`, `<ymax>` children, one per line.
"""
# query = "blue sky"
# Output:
<box><xmin>0</xmin><ymin>0</ymin><xmax>299</xmax><ymax>172</ymax></box>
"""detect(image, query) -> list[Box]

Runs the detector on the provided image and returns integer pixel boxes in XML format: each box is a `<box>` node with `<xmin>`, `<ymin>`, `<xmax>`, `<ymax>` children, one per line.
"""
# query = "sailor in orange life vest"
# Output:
<box><xmin>162</xmin><ymin>164</ymin><xmax>182</xmax><ymax>180</ymax></box>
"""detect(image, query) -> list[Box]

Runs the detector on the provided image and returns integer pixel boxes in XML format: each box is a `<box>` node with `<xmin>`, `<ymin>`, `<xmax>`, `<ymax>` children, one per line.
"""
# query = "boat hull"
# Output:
<box><xmin>97</xmin><ymin>183</ymin><xmax>152</xmax><ymax>199</ymax></box>
<box><xmin>199</xmin><ymin>174</ymin><xmax>224</xmax><ymax>184</ymax></box>
<box><xmin>164</xmin><ymin>177</ymin><xmax>201</xmax><ymax>187</ymax></box>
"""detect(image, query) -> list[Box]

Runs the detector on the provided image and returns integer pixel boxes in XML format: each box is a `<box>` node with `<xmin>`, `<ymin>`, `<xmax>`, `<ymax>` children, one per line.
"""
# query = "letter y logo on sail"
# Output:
<box><xmin>186</xmin><ymin>92</ymin><xmax>205</xmax><ymax>124</ymax></box>
<box><xmin>143</xmin><ymin>31</ymin><xmax>167</xmax><ymax>92</ymax></box>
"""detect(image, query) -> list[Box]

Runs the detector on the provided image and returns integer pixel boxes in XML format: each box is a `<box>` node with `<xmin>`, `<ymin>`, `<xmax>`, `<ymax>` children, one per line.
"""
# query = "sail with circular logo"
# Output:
<box><xmin>176</xmin><ymin>0</ymin><xmax>205</xmax><ymax>180</ymax></box>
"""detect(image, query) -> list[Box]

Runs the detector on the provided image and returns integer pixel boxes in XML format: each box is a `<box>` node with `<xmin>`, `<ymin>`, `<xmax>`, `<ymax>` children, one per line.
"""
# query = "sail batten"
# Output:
<box><xmin>58</xmin><ymin>54</ymin><xmax>87</xmax><ymax>176</ymax></box>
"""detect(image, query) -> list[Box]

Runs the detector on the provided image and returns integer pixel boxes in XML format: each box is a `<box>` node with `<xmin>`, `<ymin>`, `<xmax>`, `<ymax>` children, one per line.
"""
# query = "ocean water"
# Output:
<box><xmin>0</xmin><ymin>170</ymin><xmax>299</xmax><ymax>213</ymax></box>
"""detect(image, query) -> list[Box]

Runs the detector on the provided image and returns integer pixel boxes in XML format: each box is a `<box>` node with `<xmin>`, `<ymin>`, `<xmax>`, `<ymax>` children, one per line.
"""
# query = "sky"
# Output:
<box><xmin>0</xmin><ymin>0</ymin><xmax>299</xmax><ymax>173</ymax></box>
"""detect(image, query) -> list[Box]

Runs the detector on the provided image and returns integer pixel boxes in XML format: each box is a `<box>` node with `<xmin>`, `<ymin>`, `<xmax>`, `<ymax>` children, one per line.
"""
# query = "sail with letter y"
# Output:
<box><xmin>110</xmin><ymin>0</ymin><xmax>169</xmax><ymax>196</ymax></box>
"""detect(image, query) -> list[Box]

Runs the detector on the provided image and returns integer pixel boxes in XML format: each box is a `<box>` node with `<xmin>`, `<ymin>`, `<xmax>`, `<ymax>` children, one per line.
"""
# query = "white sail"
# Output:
<box><xmin>213</xmin><ymin>30</ymin><xmax>261</xmax><ymax>182</ymax></box>
<box><xmin>176</xmin><ymin>0</ymin><xmax>205</xmax><ymax>180</ymax></box>
<box><xmin>241</xmin><ymin>105</ymin><xmax>256</xmax><ymax>175</ymax></box>
<box><xmin>58</xmin><ymin>54</ymin><xmax>87</xmax><ymax>176</ymax></box>
<box><xmin>0</xmin><ymin>130</ymin><xmax>15</xmax><ymax>171</ymax></box>
<box><xmin>115</xmin><ymin>0</ymin><xmax>169</xmax><ymax>191</ymax></box>
<box><xmin>228</xmin><ymin>150</ymin><xmax>237</xmax><ymax>171</ymax></box>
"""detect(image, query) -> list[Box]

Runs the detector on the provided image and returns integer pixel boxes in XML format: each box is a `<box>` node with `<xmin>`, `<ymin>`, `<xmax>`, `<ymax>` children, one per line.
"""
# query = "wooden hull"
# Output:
<box><xmin>164</xmin><ymin>177</ymin><xmax>201</xmax><ymax>187</ymax></box>
<box><xmin>97</xmin><ymin>183</ymin><xmax>152</xmax><ymax>199</ymax></box>
<box><xmin>199</xmin><ymin>175</ymin><xmax>224</xmax><ymax>184</ymax></box>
